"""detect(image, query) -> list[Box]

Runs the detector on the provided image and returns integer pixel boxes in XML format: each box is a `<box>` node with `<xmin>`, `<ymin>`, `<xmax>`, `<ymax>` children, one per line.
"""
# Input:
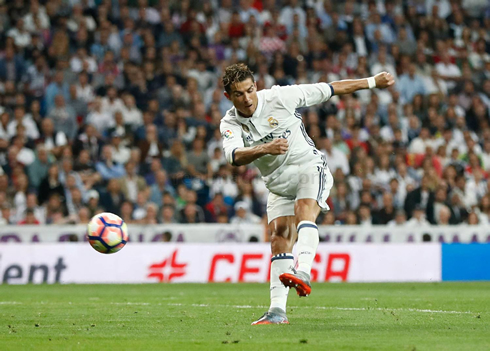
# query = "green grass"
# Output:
<box><xmin>0</xmin><ymin>283</ymin><xmax>489</xmax><ymax>351</ymax></box>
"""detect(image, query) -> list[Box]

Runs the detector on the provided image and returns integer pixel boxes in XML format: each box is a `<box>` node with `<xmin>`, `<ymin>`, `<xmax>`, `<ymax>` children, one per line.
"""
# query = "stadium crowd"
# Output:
<box><xmin>0</xmin><ymin>0</ymin><xmax>489</xmax><ymax>227</ymax></box>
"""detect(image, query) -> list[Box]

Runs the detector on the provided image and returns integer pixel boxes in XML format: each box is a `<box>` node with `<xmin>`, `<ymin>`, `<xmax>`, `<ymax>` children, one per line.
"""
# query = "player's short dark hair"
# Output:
<box><xmin>222</xmin><ymin>63</ymin><xmax>255</xmax><ymax>94</ymax></box>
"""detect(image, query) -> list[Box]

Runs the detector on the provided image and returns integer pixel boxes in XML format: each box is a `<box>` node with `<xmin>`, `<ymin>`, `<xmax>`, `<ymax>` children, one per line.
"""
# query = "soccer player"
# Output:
<box><xmin>220</xmin><ymin>64</ymin><xmax>395</xmax><ymax>325</ymax></box>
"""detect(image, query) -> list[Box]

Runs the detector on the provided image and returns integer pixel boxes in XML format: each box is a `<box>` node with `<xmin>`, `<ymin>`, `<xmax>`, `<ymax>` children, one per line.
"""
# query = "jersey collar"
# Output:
<box><xmin>235</xmin><ymin>91</ymin><xmax>264</xmax><ymax>124</ymax></box>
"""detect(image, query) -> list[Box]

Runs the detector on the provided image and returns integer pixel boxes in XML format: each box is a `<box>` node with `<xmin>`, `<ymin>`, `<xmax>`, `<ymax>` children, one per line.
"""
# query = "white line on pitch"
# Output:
<box><xmin>0</xmin><ymin>301</ymin><xmax>22</xmax><ymax>304</ymax></box>
<box><xmin>166</xmin><ymin>303</ymin><xmax>475</xmax><ymax>315</ymax></box>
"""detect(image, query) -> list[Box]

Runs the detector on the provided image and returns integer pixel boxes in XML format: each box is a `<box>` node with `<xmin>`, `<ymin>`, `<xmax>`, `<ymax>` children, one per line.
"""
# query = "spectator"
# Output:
<box><xmin>47</xmin><ymin>95</ymin><xmax>77</xmax><ymax>140</ymax></box>
<box><xmin>120</xmin><ymin>201</ymin><xmax>135</xmax><ymax>224</ymax></box>
<box><xmin>466</xmin><ymin>212</ymin><xmax>480</xmax><ymax>225</ymax></box>
<box><xmin>67</xmin><ymin>187</ymin><xmax>85</xmax><ymax>218</ymax></box>
<box><xmin>119</xmin><ymin>161</ymin><xmax>146</xmax><ymax>203</ymax></box>
<box><xmin>234</xmin><ymin>180</ymin><xmax>263</xmax><ymax>217</ymax></box>
<box><xmin>209</xmin><ymin>164</ymin><xmax>239</xmax><ymax>202</ymax></box>
<box><xmin>78</xmin><ymin>207</ymin><xmax>91</xmax><ymax>224</ymax></box>
<box><xmin>435</xmin><ymin>53</ymin><xmax>462</xmax><ymax>91</ymax></box>
<box><xmin>86</xmin><ymin>190</ymin><xmax>100</xmax><ymax>218</ymax></box>
<box><xmin>86</xmin><ymin>98</ymin><xmax>114</xmax><ymax>136</ymax></box>
<box><xmin>138</xmin><ymin>124</ymin><xmax>164</xmax><ymax>165</ymax></box>
<box><xmin>45</xmin><ymin>193</ymin><xmax>69</xmax><ymax>224</ymax></box>
<box><xmin>160</xmin><ymin>205</ymin><xmax>177</xmax><ymax>224</ymax></box>
<box><xmin>7</xmin><ymin>18</ymin><xmax>31</xmax><ymax>48</ymax></box>
<box><xmin>162</xmin><ymin>231</ymin><xmax>173</xmax><ymax>242</ymax></box>
<box><xmin>186</xmin><ymin>138</ymin><xmax>211</xmax><ymax>179</ymax></box>
<box><xmin>26</xmin><ymin>145</ymin><xmax>51</xmax><ymax>188</ymax></box>
<box><xmin>99</xmin><ymin>179</ymin><xmax>125</xmax><ymax>216</ymax></box>
<box><xmin>7</xmin><ymin>105</ymin><xmax>39</xmax><ymax>140</ymax></box>
<box><xmin>398</xmin><ymin>64</ymin><xmax>426</xmax><ymax>104</ymax></box>
<box><xmin>44</xmin><ymin>70</ymin><xmax>70</xmax><ymax>113</ymax></box>
<box><xmin>0</xmin><ymin>47</ymin><xmax>25</xmax><ymax>83</ymax></box>
<box><xmin>37</xmin><ymin>164</ymin><xmax>65</xmax><ymax>205</ymax></box>
<box><xmin>25</xmin><ymin>192</ymin><xmax>46</xmax><ymax>224</ymax></box>
<box><xmin>358</xmin><ymin>204</ymin><xmax>373</xmax><ymax>226</ymax></box>
<box><xmin>0</xmin><ymin>204</ymin><xmax>14</xmax><ymax>225</ymax></box>
<box><xmin>321</xmin><ymin>137</ymin><xmax>350</xmax><ymax>175</ymax></box>
<box><xmin>18</xmin><ymin>208</ymin><xmax>40</xmax><ymax>225</ymax></box>
<box><xmin>120</xmin><ymin>94</ymin><xmax>143</xmax><ymax>129</ymax></box>
<box><xmin>37</xmin><ymin>118</ymin><xmax>68</xmax><ymax>159</ymax></box>
<box><xmin>110</xmin><ymin>132</ymin><xmax>131</xmax><ymax>165</ymax></box>
<box><xmin>101</xmin><ymin>87</ymin><xmax>124</xmax><ymax>117</ymax></box>
<box><xmin>230</xmin><ymin>201</ymin><xmax>261</xmax><ymax>224</ymax></box>
<box><xmin>180</xmin><ymin>203</ymin><xmax>205</xmax><ymax>224</ymax></box>
<box><xmin>436</xmin><ymin>205</ymin><xmax>452</xmax><ymax>225</ymax></box>
<box><xmin>387</xmin><ymin>210</ymin><xmax>407</xmax><ymax>227</ymax></box>
<box><xmin>95</xmin><ymin>145</ymin><xmax>126</xmax><ymax>181</ymax></box>
<box><xmin>149</xmin><ymin>169</ymin><xmax>174</xmax><ymax>202</ymax></box>
<box><xmin>205</xmin><ymin>193</ymin><xmax>230</xmax><ymax>223</ymax></box>
<box><xmin>68</xmin><ymin>84</ymin><xmax>89</xmax><ymax>122</ymax></box>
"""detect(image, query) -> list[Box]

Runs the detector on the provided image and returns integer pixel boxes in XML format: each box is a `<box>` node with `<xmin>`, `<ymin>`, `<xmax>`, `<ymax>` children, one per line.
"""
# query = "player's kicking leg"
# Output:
<box><xmin>280</xmin><ymin>164</ymin><xmax>334</xmax><ymax>297</ymax></box>
<box><xmin>251</xmin><ymin>215</ymin><xmax>297</xmax><ymax>325</ymax></box>
<box><xmin>279</xmin><ymin>199</ymin><xmax>320</xmax><ymax>296</ymax></box>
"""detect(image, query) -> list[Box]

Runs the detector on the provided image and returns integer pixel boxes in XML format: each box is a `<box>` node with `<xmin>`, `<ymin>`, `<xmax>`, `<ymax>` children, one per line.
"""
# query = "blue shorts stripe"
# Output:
<box><xmin>317</xmin><ymin>154</ymin><xmax>328</xmax><ymax>202</ymax></box>
<box><xmin>317</xmin><ymin>168</ymin><xmax>324</xmax><ymax>201</ymax></box>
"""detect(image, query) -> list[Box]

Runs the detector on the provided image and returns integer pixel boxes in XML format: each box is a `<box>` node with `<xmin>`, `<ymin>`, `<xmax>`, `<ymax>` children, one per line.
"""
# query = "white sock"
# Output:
<box><xmin>296</xmin><ymin>221</ymin><xmax>319</xmax><ymax>276</ymax></box>
<box><xmin>269</xmin><ymin>253</ymin><xmax>294</xmax><ymax>312</ymax></box>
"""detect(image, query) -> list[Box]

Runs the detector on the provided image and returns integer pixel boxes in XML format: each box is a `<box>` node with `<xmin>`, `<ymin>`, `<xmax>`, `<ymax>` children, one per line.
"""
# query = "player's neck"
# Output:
<box><xmin>239</xmin><ymin>111</ymin><xmax>253</xmax><ymax>118</ymax></box>
<box><xmin>236</xmin><ymin>107</ymin><xmax>256</xmax><ymax>118</ymax></box>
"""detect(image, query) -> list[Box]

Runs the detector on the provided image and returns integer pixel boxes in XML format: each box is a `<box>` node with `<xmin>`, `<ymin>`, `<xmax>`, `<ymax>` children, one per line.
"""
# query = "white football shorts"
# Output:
<box><xmin>265</xmin><ymin>160</ymin><xmax>334</xmax><ymax>224</ymax></box>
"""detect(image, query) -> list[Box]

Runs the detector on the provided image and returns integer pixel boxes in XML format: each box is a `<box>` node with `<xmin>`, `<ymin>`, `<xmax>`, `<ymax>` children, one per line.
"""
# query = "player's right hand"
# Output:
<box><xmin>374</xmin><ymin>72</ymin><xmax>395</xmax><ymax>89</ymax></box>
<box><xmin>264</xmin><ymin>138</ymin><xmax>288</xmax><ymax>155</ymax></box>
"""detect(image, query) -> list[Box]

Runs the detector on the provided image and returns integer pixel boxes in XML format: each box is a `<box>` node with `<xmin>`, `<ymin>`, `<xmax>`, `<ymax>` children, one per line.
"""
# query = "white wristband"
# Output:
<box><xmin>367</xmin><ymin>77</ymin><xmax>376</xmax><ymax>89</ymax></box>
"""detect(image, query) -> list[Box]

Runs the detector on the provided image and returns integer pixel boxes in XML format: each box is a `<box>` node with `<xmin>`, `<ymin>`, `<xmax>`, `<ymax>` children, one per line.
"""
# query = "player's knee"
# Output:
<box><xmin>295</xmin><ymin>200</ymin><xmax>320</xmax><ymax>225</ymax></box>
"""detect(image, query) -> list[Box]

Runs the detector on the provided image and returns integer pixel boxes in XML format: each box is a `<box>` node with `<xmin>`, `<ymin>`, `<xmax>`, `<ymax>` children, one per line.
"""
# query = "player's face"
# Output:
<box><xmin>225</xmin><ymin>78</ymin><xmax>258</xmax><ymax>117</ymax></box>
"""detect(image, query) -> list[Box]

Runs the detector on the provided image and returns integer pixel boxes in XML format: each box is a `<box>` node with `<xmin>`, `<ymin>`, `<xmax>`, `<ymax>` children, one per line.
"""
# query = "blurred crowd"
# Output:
<box><xmin>0</xmin><ymin>0</ymin><xmax>489</xmax><ymax>227</ymax></box>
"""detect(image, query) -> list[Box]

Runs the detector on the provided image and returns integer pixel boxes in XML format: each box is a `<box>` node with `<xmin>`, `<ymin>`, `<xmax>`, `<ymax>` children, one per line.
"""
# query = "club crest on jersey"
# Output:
<box><xmin>241</xmin><ymin>124</ymin><xmax>250</xmax><ymax>133</ymax></box>
<box><xmin>222</xmin><ymin>129</ymin><xmax>234</xmax><ymax>139</ymax></box>
<box><xmin>268</xmin><ymin>117</ymin><xmax>279</xmax><ymax>128</ymax></box>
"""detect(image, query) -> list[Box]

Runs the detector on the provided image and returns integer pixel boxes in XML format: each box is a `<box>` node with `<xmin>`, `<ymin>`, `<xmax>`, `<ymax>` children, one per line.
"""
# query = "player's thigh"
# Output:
<box><xmin>267</xmin><ymin>191</ymin><xmax>295</xmax><ymax>226</ymax></box>
<box><xmin>295</xmin><ymin>164</ymin><xmax>334</xmax><ymax>223</ymax></box>
<box><xmin>267</xmin><ymin>191</ymin><xmax>297</xmax><ymax>237</ymax></box>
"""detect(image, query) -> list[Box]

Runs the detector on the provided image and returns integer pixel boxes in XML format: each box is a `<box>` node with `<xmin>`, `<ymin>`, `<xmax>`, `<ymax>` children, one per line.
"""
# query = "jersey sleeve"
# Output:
<box><xmin>276</xmin><ymin>83</ymin><xmax>334</xmax><ymax>113</ymax></box>
<box><xmin>220</xmin><ymin>119</ymin><xmax>244</xmax><ymax>166</ymax></box>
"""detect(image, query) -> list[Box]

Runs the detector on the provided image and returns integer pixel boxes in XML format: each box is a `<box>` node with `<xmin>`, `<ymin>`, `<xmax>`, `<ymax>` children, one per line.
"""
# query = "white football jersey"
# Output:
<box><xmin>220</xmin><ymin>83</ymin><xmax>334</xmax><ymax>193</ymax></box>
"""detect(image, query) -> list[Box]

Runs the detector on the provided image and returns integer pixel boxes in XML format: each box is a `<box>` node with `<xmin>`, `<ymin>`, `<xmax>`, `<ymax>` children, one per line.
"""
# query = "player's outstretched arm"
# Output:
<box><xmin>330</xmin><ymin>72</ymin><xmax>395</xmax><ymax>96</ymax></box>
<box><xmin>233</xmin><ymin>139</ymin><xmax>288</xmax><ymax>166</ymax></box>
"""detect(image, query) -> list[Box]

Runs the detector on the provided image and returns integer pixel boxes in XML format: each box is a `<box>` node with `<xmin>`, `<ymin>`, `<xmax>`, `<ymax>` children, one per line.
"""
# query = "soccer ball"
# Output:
<box><xmin>87</xmin><ymin>212</ymin><xmax>128</xmax><ymax>254</ymax></box>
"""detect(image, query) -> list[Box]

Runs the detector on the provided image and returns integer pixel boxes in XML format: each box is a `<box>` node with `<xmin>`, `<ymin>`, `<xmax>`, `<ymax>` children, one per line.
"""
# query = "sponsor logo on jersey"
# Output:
<box><xmin>268</xmin><ymin>117</ymin><xmax>279</xmax><ymax>128</ymax></box>
<box><xmin>222</xmin><ymin>129</ymin><xmax>234</xmax><ymax>139</ymax></box>
<box><xmin>241</xmin><ymin>124</ymin><xmax>250</xmax><ymax>133</ymax></box>
<box><xmin>259</xmin><ymin>133</ymin><xmax>274</xmax><ymax>143</ymax></box>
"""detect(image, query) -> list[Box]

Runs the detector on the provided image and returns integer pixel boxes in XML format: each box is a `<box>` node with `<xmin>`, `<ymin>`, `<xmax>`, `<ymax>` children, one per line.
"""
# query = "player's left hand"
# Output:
<box><xmin>374</xmin><ymin>72</ymin><xmax>395</xmax><ymax>89</ymax></box>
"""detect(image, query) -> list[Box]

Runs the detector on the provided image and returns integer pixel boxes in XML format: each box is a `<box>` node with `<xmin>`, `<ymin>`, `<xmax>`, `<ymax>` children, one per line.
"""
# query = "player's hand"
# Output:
<box><xmin>264</xmin><ymin>138</ymin><xmax>288</xmax><ymax>155</ymax></box>
<box><xmin>374</xmin><ymin>72</ymin><xmax>395</xmax><ymax>89</ymax></box>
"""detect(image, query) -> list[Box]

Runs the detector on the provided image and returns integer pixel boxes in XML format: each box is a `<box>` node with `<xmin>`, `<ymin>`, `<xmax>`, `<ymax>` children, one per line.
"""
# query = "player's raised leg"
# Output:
<box><xmin>280</xmin><ymin>165</ymin><xmax>334</xmax><ymax>297</ymax></box>
<box><xmin>251</xmin><ymin>215</ymin><xmax>297</xmax><ymax>325</ymax></box>
<box><xmin>279</xmin><ymin>199</ymin><xmax>320</xmax><ymax>296</ymax></box>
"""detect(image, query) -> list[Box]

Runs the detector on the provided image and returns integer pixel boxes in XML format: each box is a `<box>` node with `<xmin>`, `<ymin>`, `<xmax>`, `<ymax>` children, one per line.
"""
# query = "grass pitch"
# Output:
<box><xmin>0</xmin><ymin>283</ymin><xmax>489</xmax><ymax>350</ymax></box>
